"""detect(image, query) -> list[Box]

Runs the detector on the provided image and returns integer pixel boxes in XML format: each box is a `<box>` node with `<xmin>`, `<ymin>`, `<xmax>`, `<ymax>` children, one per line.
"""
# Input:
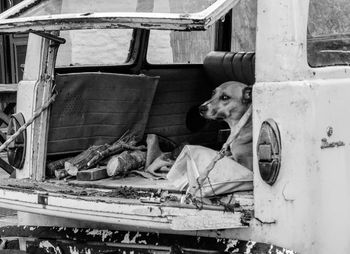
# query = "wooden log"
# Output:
<box><xmin>54</xmin><ymin>168</ymin><xmax>68</xmax><ymax>180</ymax></box>
<box><xmin>46</xmin><ymin>157</ymin><xmax>72</xmax><ymax>177</ymax></box>
<box><xmin>76</xmin><ymin>167</ymin><xmax>108</xmax><ymax>181</ymax></box>
<box><xmin>64</xmin><ymin>144</ymin><xmax>109</xmax><ymax>176</ymax></box>
<box><xmin>64</xmin><ymin>132</ymin><xmax>145</xmax><ymax>176</ymax></box>
<box><xmin>86</xmin><ymin>132</ymin><xmax>145</xmax><ymax>167</ymax></box>
<box><xmin>107</xmin><ymin>150</ymin><xmax>146</xmax><ymax>177</ymax></box>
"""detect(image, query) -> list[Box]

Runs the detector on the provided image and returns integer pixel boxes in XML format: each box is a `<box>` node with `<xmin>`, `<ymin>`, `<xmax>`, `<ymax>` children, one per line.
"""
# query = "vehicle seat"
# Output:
<box><xmin>203</xmin><ymin>51</ymin><xmax>255</xmax><ymax>87</ymax></box>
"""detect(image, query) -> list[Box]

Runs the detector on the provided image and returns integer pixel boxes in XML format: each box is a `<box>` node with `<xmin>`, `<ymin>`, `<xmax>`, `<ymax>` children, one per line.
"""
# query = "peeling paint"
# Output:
<box><xmin>224</xmin><ymin>239</ymin><xmax>239</xmax><ymax>251</ymax></box>
<box><xmin>121</xmin><ymin>232</ymin><xmax>131</xmax><ymax>243</ymax></box>
<box><xmin>39</xmin><ymin>241</ymin><xmax>62</xmax><ymax>254</ymax></box>
<box><xmin>246</xmin><ymin>241</ymin><xmax>256</xmax><ymax>253</ymax></box>
<box><xmin>86</xmin><ymin>229</ymin><xmax>113</xmax><ymax>242</ymax></box>
<box><xmin>68</xmin><ymin>246</ymin><xmax>79</xmax><ymax>254</ymax></box>
<box><xmin>0</xmin><ymin>225</ymin><xmax>298</xmax><ymax>253</ymax></box>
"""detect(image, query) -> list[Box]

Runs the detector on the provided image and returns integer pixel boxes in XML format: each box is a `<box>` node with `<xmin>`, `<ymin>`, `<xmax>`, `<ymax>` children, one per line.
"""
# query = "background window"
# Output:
<box><xmin>56</xmin><ymin>29</ymin><xmax>133</xmax><ymax>67</ymax></box>
<box><xmin>147</xmin><ymin>0</ymin><xmax>216</xmax><ymax>64</ymax></box>
<box><xmin>307</xmin><ymin>0</ymin><xmax>350</xmax><ymax>67</ymax></box>
<box><xmin>231</xmin><ymin>0</ymin><xmax>256</xmax><ymax>52</ymax></box>
<box><xmin>147</xmin><ymin>28</ymin><xmax>216</xmax><ymax>64</ymax></box>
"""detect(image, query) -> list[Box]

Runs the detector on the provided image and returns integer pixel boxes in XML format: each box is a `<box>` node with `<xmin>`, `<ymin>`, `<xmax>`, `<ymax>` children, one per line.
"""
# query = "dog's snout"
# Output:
<box><xmin>198</xmin><ymin>105</ymin><xmax>208</xmax><ymax>115</ymax></box>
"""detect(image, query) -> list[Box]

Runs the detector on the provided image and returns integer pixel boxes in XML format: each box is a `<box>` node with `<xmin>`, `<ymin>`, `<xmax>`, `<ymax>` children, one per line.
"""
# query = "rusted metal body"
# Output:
<box><xmin>0</xmin><ymin>178</ymin><xmax>253</xmax><ymax>232</ymax></box>
<box><xmin>0</xmin><ymin>226</ymin><xmax>296</xmax><ymax>254</ymax></box>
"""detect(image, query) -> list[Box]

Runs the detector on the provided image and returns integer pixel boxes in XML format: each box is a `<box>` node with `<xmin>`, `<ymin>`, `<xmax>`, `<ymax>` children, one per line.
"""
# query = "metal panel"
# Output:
<box><xmin>0</xmin><ymin>178</ymin><xmax>253</xmax><ymax>231</ymax></box>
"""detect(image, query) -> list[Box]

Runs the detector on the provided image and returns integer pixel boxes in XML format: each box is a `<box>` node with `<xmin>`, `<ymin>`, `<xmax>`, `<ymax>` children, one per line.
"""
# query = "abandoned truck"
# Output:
<box><xmin>0</xmin><ymin>0</ymin><xmax>349</xmax><ymax>253</ymax></box>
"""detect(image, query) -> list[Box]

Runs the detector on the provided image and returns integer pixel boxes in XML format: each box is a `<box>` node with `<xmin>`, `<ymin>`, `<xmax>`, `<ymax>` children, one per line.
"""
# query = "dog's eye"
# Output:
<box><xmin>220</xmin><ymin>95</ymin><xmax>230</xmax><ymax>101</ymax></box>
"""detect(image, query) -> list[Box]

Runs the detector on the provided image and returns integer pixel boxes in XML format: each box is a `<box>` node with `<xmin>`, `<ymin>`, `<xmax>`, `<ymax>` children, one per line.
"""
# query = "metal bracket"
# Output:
<box><xmin>31</xmin><ymin>31</ymin><xmax>66</xmax><ymax>45</ymax></box>
<box><xmin>37</xmin><ymin>192</ymin><xmax>48</xmax><ymax>205</ymax></box>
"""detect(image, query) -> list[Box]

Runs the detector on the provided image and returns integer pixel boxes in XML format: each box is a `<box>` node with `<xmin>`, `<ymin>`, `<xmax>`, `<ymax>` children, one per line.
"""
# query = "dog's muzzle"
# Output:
<box><xmin>198</xmin><ymin>105</ymin><xmax>208</xmax><ymax>116</ymax></box>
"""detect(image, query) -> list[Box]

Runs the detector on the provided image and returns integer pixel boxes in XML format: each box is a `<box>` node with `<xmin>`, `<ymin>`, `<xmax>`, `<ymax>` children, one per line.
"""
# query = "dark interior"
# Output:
<box><xmin>48</xmin><ymin>51</ymin><xmax>255</xmax><ymax>158</ymax></box>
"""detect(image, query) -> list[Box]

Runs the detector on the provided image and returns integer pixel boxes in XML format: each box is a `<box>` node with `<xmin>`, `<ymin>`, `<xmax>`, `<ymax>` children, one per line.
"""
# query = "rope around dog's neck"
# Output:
<box><xmin>186</xmin><ymin>105</ymin><xmax>253</xmax><ymax>207</ymax></box>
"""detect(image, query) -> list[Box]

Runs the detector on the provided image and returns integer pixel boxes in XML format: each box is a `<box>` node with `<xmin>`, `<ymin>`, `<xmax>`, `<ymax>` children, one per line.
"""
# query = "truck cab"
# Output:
<box><xmin>0</xmin><ymin>0</ymin><xmax>349</xmax><ymax>253</ymax></box>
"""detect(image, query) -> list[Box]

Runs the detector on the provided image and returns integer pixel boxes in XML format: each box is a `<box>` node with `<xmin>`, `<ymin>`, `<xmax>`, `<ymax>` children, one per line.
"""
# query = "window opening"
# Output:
<box><xmin>147</xmin><ymin>28</ymin><xmax>216</xmax><ymax>64</ymax></box>
<box><xmin>307</xmin><ymin>0</ymin><xmax>350</xmax><ymax>67</ymax></box>
<box><xmin>57</xmin><ymin>29</ymin><xmax>133</xmax><ymax>67</ymax></box>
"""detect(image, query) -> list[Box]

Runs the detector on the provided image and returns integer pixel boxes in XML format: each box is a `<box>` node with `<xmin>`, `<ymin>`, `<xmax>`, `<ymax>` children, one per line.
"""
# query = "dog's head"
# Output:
<box><xmin>199</xmin><ymin>81</ymin><xmax>251</xmax><ymax>122</ymax></box>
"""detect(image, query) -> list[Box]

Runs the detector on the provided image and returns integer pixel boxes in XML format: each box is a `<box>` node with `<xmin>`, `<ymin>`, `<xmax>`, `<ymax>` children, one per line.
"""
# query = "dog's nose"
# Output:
<box><xmin>198</xmin><ymin>105</ymin><xmax>208</xmax><ymax>115</ymax></box>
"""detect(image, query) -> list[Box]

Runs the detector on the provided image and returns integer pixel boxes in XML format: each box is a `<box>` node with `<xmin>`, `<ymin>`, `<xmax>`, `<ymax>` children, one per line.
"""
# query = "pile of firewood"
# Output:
<box><xmin>47</xmin><ymin>131</ymin><xmax>179</xmax><ymax>181</ymax></box>
<box><xmin>47</xmin><ymin>131</ymin><xmax>147</xmax><ymax>181</ymax></box>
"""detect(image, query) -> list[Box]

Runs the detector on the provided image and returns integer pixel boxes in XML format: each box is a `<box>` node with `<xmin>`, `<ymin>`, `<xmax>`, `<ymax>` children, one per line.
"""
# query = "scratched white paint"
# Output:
<box><xmin>224</xmin><ymin>239</ymin><xmax>238</xmax><ymax>252</ymax></box>
<box><xmin>39</xmin><ymin>241</ymin><xmax>62</xmax><ymax>254</ymax></box>
<box><xmin>84</xmin><ymin>248</ymin><xmax>91</xmax><ymax>254</ymax></box>
<box><xmin>245</xmin><ymin>241</ymin><xmax>256</xmax><ymax>253</ymax></box>
<box><xmin>121</xmin><ymin>232</ymin><xmax>131</xmax><ymax>243</ymax></box>
<box><xmin>86</xmin><ymin>229</ymin><xmax>113</xmax><ymax>242</ymax></box>
<box><xmin>68</xmin><ymin>246</ymin><xmax>79</xmax><ymax>254</ymax></box>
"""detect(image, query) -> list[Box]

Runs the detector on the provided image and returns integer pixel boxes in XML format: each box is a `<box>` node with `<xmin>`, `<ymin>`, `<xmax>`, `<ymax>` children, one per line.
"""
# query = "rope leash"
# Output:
<box><xmin>186</xmin><ymin>105</ymin><xmax>253</xmax><ymax>208</ymax></box>
<box><xmin>0</xmin><ymin>92</ymin><xmax>57</xmax><ymax>153</ymax></box>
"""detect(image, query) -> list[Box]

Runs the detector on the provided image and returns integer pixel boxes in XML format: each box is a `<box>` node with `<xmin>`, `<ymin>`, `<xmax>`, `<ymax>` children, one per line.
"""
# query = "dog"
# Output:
<box><xmin>198</xmin><ymin>81</ymin><xmax>253</xmax><ymax>170</ymax></box>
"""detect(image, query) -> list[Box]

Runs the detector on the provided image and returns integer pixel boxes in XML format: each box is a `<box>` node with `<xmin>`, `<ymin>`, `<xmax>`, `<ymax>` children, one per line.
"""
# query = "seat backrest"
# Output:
<box><xmin>203</xmin><ymin>51</ymin><xmax>255</xmax><ymax>87</ymax></box>
<box><xmin>47</xmin><ymin>72</ymin><xmax>159</xmax><ymax>155</ymax></box>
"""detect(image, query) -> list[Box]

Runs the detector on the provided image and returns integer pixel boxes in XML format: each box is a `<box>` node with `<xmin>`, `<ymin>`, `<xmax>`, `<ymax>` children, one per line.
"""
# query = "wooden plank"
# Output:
<box><xmin>76</xmin><ymin>167</ymin><xmax>108</xmax><ymax>181</ymax></box>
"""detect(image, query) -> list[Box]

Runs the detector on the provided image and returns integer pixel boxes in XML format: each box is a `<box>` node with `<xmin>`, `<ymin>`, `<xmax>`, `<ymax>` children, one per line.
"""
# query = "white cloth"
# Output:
<box><xmin>167</xmin><ymin>145</ymin><xmax>253</xmax><ymax>197</ymax></box>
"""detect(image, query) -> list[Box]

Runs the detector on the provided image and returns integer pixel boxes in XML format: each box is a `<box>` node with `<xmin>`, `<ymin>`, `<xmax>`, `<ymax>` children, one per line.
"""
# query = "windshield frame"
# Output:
<box><xmin>0</xmin><ymin>0</ymin><xmax>237</xmax><ymax>33</ymax></box>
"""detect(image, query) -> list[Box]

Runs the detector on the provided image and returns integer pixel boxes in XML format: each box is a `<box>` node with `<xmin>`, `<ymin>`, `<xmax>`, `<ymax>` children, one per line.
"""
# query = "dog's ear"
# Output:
<box><xmin>242</xmin><ymin>86</ymin><xmax>252</xmax><ymax>104</ymax></box>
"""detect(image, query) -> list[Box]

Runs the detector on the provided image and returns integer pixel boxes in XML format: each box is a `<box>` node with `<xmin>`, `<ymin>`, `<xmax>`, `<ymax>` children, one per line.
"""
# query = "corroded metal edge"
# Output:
<box><xmin>0</xmin><ymin>226</ymin><xmax>297</xmax><ymax>253</ymax></box>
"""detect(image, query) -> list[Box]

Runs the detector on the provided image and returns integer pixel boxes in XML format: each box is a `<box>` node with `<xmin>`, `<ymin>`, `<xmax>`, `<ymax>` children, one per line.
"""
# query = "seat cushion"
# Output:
<box><xmin>203</xmin><ymin>51</ymin><xmax>255</xmax><ymax>87</ymax></box>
